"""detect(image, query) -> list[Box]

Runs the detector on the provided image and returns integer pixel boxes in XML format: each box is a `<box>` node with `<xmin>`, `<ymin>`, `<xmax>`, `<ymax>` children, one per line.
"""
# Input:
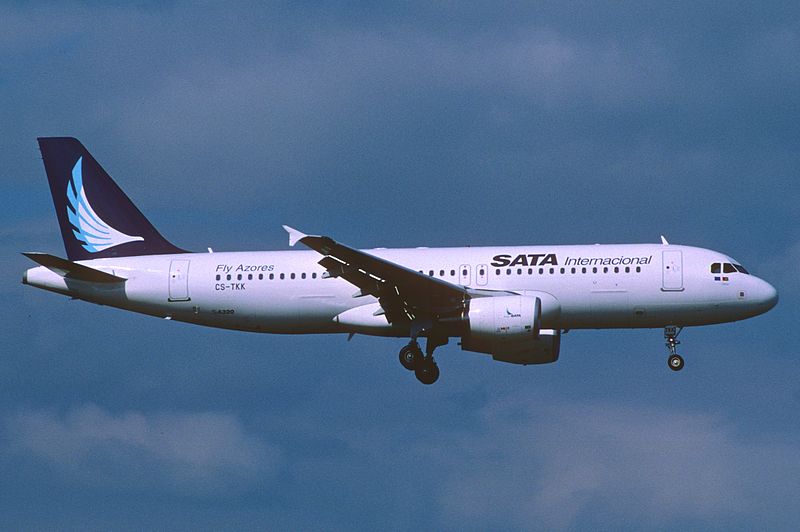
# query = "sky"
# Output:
<box><xmin>1</xmin><ymin>1</ymin><xmax>799</xmax><ymax>529</ymax></box>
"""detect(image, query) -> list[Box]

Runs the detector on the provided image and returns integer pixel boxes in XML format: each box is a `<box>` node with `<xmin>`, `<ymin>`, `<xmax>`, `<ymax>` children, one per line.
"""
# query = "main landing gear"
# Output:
<box><xmin>398</xmin><ymin>333</ymin><xmax>446</xmax><ymax>385</ymax></box>
<box><xmin>664</xmin><ymin>326</ymin><xmax>685</xmax><ymax>371</ymax></box>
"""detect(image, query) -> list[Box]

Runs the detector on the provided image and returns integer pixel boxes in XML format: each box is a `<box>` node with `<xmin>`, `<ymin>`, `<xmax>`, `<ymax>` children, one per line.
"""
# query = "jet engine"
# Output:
<box><xmin>461</xmin><ymin>294</ymin><xmax>562</xmax><ymax>365</ymax></box>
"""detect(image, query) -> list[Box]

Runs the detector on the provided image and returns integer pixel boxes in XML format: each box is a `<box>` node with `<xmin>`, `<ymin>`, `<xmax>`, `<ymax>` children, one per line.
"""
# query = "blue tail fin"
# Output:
<box><xmin>37</xmin><ymin>137</ymin><xmax>185</xmax><ymax>260</ymax></box>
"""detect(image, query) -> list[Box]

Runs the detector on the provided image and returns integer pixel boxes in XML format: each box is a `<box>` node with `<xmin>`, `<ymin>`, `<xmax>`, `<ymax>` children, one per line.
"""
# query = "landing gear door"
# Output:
<box><xmin>661</xmin><ymin>250</ymin><xmax>683</xmax><ymax>291</ymax></box>
<box><xmin>459</xmin><ymin>264</ymin><xmax>471</xmax><ymax>286</ymax></box>
<box><xmin>169</xmin><ymin>259</ymin><xmax>191</xmax><ymax>301</ymax></box>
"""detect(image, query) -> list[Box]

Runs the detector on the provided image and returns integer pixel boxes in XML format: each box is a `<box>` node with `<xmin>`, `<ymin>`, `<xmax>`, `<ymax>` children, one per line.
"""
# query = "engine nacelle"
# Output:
<box><xmin>461</xmin><ymin>294</ymin><xmax>562</xmax><ymax>365</ymax></box>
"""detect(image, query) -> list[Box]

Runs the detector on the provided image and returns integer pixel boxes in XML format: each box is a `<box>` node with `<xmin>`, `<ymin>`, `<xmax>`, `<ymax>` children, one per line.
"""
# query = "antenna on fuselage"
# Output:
<box><xmin>660</xmin><ymin>235</ymin><xmax>669</xmax><ymax>245</ymax></box>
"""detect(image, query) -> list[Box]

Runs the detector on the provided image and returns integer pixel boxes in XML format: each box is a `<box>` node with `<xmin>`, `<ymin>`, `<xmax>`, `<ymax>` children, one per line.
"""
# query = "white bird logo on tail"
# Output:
<box><xmin>66</xmin><ymin>156</ymin><xmax>144</xmax><ymax>253</ymax></box>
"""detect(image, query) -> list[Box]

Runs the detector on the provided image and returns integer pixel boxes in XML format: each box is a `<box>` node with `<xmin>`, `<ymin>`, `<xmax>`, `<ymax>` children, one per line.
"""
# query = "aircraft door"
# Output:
<box><xmin>169</xmin><ymin>259</ymin><xmax>191</xmax><ymax>301</ymax></box>
<box><xmin>477</xmin><ymin>264</ymin><xmax>488</xmax><ymax>286</ymax></box>
<box><xmin>459</xmin><ymin>264</ymin><xmax>471</xmax><ymax>286</ymax></box>
<box><xmin>661</xmin><ymin>250</ymin><xmax>683</xmax><ymax>291</ymax></box>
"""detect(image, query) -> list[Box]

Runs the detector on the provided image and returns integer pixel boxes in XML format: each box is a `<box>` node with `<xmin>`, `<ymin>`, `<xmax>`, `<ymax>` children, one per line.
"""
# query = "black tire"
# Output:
<box><xmin>668</xmin><ymin>354</ymin><xmax>684</xmax><ymax>371</ymax></box>
<box><xmin>399</xmin><ymin>345</ymin><xmax>422</xmax><ymax>371</ymax></box>
<box><xmin>415</xmin><ymin>360</ymin><xmax>440</xmax><ymax>385</ymax></box>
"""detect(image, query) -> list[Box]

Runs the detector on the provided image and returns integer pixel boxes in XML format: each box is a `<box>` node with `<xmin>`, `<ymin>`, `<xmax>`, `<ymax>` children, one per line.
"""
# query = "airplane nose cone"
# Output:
<box><xmin>757</xmin><ymin>279</ymin><xmax>778</xmax><ymax>311</ymax></box>
<box><xmin>764</xmin><ymin>283</ymin><xmax>778</xmax><ymax>310</ymax></box>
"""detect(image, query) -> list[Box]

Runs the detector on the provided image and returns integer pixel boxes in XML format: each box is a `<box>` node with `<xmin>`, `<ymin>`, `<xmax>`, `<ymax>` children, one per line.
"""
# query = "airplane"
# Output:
<box><xmin>22</xmin><ymin>137</ymin><xmax>779</xmax><ymax>384</ymax></box>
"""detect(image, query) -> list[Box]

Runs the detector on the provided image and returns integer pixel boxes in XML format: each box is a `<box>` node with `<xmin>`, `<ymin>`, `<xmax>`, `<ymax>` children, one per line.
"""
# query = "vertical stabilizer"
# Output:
<box><xmin>37</xmin><ymin>137</ymin><xmax>185</xmax><ymax>260</ymax></box>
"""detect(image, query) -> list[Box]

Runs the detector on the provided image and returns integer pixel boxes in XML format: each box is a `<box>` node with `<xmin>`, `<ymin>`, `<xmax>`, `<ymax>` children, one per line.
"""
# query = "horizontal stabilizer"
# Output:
<box><xmin>23</xmin><ymin>252</ymin><xmax>126</xmax><ymax>283</ymax></box>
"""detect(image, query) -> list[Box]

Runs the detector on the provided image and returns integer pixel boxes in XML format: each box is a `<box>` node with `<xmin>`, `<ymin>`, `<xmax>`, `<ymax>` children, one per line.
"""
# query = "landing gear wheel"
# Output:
<box><xmin>664</xmin><ymin>326</ymin><xmax>685</xmax><ymax>372</ymax></box>
<box><xmin>414</xmin><ymin>360</ymin><xmax>440</xmax><ymax>385</ymax></box>
<box><xmin>668</xmin><ymin>354</ymin><xmax>684</xmax><ymax>371</ymax></box>
<box><xmin>399</xmin><ymin>345</ymin><xmax>422</xmax><ymax>371</ymax></box>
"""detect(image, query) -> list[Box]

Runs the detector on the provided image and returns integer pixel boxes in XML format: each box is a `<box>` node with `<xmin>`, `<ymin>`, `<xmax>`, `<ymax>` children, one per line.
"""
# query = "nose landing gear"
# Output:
<box><xmin>668</xmin><ymin>353</ymin><xmax>685</xmax><ymax>371</ymax></box>
<box><xmin>664</xmin><ymin>326</ymin><xmax>684</xmax><ymax>371</ymax></box>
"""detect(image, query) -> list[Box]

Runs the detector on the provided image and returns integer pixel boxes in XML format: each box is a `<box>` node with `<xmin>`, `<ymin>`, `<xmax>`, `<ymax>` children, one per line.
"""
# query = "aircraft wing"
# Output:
<box><xmin>284</xmin><ymin>226</ymin><xmax>468</xmax><ymax>324</ymax></box>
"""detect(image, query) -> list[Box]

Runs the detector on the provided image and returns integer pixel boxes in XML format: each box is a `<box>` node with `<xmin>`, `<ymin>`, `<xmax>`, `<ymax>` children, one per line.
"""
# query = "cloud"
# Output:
<box><xmin>5</xmin><ymin>404</ymin><xmax>280</xmax><ymax>495</ymax></box>
<box><xmin>434</xmin><ymin>395</ymin><xmax>800</xmax><ymax>530</ymax></box>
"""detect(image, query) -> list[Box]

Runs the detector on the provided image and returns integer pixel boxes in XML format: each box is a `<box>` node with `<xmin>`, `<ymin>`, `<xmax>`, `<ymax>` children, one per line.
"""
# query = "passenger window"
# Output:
<box><xmin>582</xmin><ymin>267</ymin><xmax>587</xmax><ymax>274</ymax></box>
<box><xmin>496</xmin><ymin>269</ymin><xmax>500</xmax><ymax>275</ymax></box>
<box><xmin>636</xmin><ymin>266</ymin><xmax>641</xmax><ymax>273</ymax></box>
<box><xmin>248</xmin><ymin>274</ymin><xmax>253</xmax><ymax>280</ymax></box>
<box><xmin>312</xmin><ymin>273</ymin><xmax>317</xmax><ymax>279</ymax></box>
<box><xmin>571</xmin><ymin>268</ymin><xmax>576</xmax><ymax>274</ymax></box>
<box><xmin>440</xmin><ymin>270</ymin><xmax>445</xmax><ymax>276</ymax></box>
<box><xmin>216</xmin><ymin>274</ymin><xmax>220</xmax><ymax>281</ymax></box>
<box><xmin>479</xmin><ymin>268</ymin><xmax>485</xmax><ymax>275</ymax></box>
<box><xmin>711</xmin><ymin>263</ymin><xmax>721</xmax><ymax>274</ymax></box>
<box><xmin>258</xmin><ymin>274</ymin><xmax>263</xmax><ymax>280</ymax></box>
<box><xmin>517</xmin><ymin>268</ymin><xmax>522</xmax><ymax>275</ymax></box>
<box><xmin>301</xmin><ymin>273</ymin><xmax>306</xmax><ymax>279</ymax></box>
<box><xmin>539</xmin><ymin>268</ymin><xmax>544</xmax><ymax>274</ymax></box>
<box><xmin>237</xmin><ymin>274</ymin><xmax>242</xmax><ymax>280</ymax></box>
<box><xmin>462</xmin><ymin>269</ymin><xmax>468</xmax><ymax>276</ymax></box>
<box><xmin>269</xmin><ymin>273</ymin><xmax>274</xmax><ymax>280</ymax></box>
<box><xmin>625</xmin><ymin>266</ymin><xmax>630</xmax><ymax>273</ymax></box>
<box><xmin>593</xmin><ymin>267</ymin><xmax>597</xmax><ymax>273</ymax></box>
<box><xmin>603</xmin><ymin>267</ymin><xmax>608</xmax><ymax>273</ymax></box>
<box><xmin>280</xmin><ymin>273</ymin><xmax>285</xmax><ymax>280</ymax></box>
<box><xmin>528</xmin><ymin>268</ymin><xmax>533</xmax><ymax>275</ymax></box>
<box><xmin>429</xmin><ymin>270</ymin><xmax>434</xmax><ymax>276</ymax></box>
<box><xmin>549</xmin><ymin>268</ymin><xmax>554</xmax><ymax>274</ymax></box>
<box><xmin>614</xmin><ymin>267</ymin><xmax>619</xmax><ymax>273</ymax></box>
<box><xmin>227</xmin><ymin>274</ymin><xmax>231</xmax><ymax>281</ymax></box>
<box><xmin>450</xmin><ymin>269</ymin><xmax>455</xmax><ymax>276</ymax></box>
<box><xmin>723</xmin><ymin>263</ymin><xmax>736</xmax><ymax>274</ymax></box>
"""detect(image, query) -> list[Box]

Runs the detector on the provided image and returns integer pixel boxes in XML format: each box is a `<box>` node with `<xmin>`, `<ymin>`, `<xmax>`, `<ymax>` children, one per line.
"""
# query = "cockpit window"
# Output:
<box><xmin>712</xmin><ymin>262</ymin><xmax>750</xmax><ymax>275</ymax></box>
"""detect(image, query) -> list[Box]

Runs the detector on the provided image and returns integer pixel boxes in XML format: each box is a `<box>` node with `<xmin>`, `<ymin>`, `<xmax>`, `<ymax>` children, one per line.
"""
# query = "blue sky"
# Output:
<box><xmin>2</xmin><ymin>2</ymin><xmax>799</xmax><ymax>529</ymax></box>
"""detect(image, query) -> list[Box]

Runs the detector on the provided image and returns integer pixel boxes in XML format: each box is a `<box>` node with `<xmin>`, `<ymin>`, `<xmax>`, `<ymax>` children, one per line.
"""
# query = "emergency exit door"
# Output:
<box><xmin>169</xmin><ymin>259</ymin><xmax>191</xmax><ymax>301</ymax></box>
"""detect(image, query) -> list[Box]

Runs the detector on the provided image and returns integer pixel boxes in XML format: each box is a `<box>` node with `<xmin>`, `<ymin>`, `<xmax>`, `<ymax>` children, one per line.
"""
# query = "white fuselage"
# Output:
<box><xmin>23</xmin><ymin>243</ymin><xmax>778</xmax><ymax>336</ymax></box>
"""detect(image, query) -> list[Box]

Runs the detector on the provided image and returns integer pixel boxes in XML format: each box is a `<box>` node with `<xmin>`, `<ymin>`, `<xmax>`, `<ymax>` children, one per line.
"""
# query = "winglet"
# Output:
<box><xmin>283</xmin><ymin>225</ymin><xmax>307</xmax><ymax>247</ymax></box>
<box><xmin>660</xmin><ymin>235</ymin><xmax>669</xmax><ymax>245</ymax></box>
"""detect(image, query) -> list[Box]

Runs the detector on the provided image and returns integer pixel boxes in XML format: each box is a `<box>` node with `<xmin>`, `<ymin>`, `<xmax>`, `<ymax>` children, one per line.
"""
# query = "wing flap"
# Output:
<box><xmin>316</xmin><ymin>255</ymin><xmax>410</xmax><ymax>322</ymax></box>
